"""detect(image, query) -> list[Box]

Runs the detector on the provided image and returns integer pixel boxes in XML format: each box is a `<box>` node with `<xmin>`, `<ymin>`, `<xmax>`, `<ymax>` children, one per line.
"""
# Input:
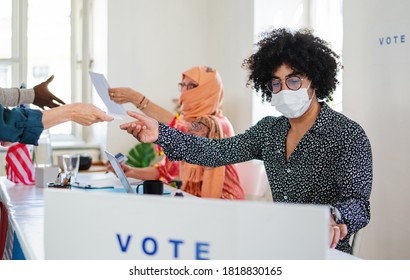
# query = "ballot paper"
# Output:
<box><xmin>89</xmin><ymin>71</ymin><xmax>126</xmax><ymax>119</ymax></box>
<box><xmin>74</xmin><ymin>172</ymin><xmax>142</xmax><ymax>190</ymax></box>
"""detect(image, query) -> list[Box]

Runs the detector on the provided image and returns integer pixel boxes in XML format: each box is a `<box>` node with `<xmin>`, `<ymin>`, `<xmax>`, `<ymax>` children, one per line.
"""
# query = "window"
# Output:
<box><xmin>0</xmin><ymin>0</ymin><xmax>93</xmax><ymax>141</ymax></box>
<box><xmin>0</xmin><ymin>0</ymin><xmax>13</xmax><ymax>86</ymax></box>
<box><xmin>252</xmin><ymin>0</ymin><xmax>343</xmax><ymax>124</ymax></box>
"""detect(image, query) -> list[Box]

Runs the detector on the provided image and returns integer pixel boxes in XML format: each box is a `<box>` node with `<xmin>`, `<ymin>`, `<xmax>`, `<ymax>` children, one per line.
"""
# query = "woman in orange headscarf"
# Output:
<box><xmin>108</xmin><ymin>66</ymin><xmax>244</xmax><ymax>199</ymax></box>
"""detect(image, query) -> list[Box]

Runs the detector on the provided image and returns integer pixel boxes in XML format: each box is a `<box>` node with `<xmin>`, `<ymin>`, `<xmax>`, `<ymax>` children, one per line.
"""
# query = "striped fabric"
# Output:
<box><xmin>5</xmin><ymin>143</ymin><xmax>35</xmax><ymax>185</ymax></box>
<box><xmin>2</xmin><ymin>219</ymin><xmax>14</xmax><ymax>260</ymax></box>
<box><xmin>0</xmin><ymin>202</ymin><xmax>6</xmax><ymax>259</ymax></box>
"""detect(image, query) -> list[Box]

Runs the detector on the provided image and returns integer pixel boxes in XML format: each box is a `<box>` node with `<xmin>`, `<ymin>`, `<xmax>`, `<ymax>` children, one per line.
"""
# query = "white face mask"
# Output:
<box><xmin>270</xmin><ymin>87</ymin><xmax>313</xmax><ymax>118</ymax></box>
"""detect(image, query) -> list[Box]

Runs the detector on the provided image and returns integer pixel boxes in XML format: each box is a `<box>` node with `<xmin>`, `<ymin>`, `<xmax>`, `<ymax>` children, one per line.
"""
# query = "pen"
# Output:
<box><xmin>71</xmin><ymin>185</ymin><xmax>114</xmax><ymax>189</ymax></box>
<box><xmin>86</xmin><ymin>186</ymin><xmax>115</xmax><ymax>189</ymax></box>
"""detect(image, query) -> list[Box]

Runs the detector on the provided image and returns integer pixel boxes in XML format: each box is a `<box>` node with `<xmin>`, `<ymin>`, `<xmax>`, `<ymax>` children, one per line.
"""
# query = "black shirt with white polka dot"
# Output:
<box><xmin>156</xmin><ymin>102</ymin><xmax>372</xmax><ymax>254</ymax></box>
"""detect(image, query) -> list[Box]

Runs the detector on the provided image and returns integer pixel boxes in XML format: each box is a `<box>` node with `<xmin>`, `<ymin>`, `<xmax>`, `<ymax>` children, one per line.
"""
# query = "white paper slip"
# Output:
<box><xmin>89</xmin><ymin>71</ymin><xmax>126</xmax><ymax>119</ymax></box>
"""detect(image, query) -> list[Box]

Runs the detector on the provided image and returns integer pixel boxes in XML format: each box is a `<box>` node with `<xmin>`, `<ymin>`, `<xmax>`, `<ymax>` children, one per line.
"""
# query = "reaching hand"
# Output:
<box><xmin>120</xmin><ymin>111</ymin><xmax>159</xmax><ymax>143</ymax></box>
<box><xmin>109</xmin><ymin>87</ymin><xmax>143</xmax><ymax>105</ymax></box>
<box><xmin>33</xmin><ymin>75</ymin><xmax>65</xmax><ymax>109</ymax></box>
<box><xmin>41</xmin><ymin>103</ymin><xmax>113</xmax><ymax>130</ymax></box>
<box><xmin>69</xmin><ymin>103</ymin><xmax>114</xmax><ymax>125</ymax></box>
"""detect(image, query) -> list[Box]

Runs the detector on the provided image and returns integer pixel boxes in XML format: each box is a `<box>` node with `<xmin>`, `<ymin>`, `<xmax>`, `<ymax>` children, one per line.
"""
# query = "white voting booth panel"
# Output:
<box><xmin>44</xmin><ymin>189</ymin><xmax>329</xmax><ymax>259</ymax></box>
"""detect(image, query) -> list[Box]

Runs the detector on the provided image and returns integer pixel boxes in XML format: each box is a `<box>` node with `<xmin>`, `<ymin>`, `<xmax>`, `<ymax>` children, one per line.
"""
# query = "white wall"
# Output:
<box><xmin>343</xmin><ymin>0</ymin><xmax>410</xmax><ymax>259</ymax></box>
<box><xmin>207</xmin><ymin>0</ymin><xmax>254</xmax><ymax>134</ymax></box>
<box><xmin>105</xmin><ymin>0</ymin><xmax>254</xmax><ymax>156</ymax></box>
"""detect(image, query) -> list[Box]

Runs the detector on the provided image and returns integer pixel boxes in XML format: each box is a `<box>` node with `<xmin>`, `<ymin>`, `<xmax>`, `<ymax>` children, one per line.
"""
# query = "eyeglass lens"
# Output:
<box><xmin>267</xmin><ymin>76</ymin><xmax>302</xmax><ymax>93</ymax></box>
<box><xmin>178</xmin><ymin>82</ymin><xmax>198</xmax><ymax>91</ymax></box>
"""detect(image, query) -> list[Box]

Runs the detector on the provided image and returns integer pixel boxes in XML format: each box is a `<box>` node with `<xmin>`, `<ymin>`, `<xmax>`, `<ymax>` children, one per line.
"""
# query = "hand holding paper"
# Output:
<box><xmin>89</xmin><ymin>72</ymin><xmax>126</xmax><ymax>119</ymax></box>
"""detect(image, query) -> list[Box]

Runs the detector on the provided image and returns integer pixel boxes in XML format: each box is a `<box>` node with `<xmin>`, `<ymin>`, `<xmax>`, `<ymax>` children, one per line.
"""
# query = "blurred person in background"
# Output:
<box><xmin>108</xmin><ymin>66</ymin><xmax>244</xmax><ymax>200</ymax></box>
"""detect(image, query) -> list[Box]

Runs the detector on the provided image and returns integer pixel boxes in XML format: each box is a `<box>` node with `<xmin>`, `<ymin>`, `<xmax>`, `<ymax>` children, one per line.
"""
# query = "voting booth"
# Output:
<box><xmin>44</xmin><ymin>189</ymin><xmax>329</xmax><ymax>259</ymax></box>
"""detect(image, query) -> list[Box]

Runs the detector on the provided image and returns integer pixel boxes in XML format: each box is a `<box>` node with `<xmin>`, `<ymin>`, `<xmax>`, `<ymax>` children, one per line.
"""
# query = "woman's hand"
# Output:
<box><xmin>69</xmin><ymin>103</ymin><xmax>114</xmax><ymax>125</ymax></box>
<box><xmin>120</xmin><ymin>111</ymin><xmax>159</xmax><ymax>143</ymax></box>
<box><xmin>0</xmin><ymin>141</ymin><xmax>13</xmax><ymax>147</ymax></box>
<box><xmin>107</xmin><ymin>160</ymin><xmax>159</xmax><ymax>181</ymax></box>
<box><xmin>109</xmin><ymin>87</ymin><xmax>175</xmax><ymax>124</ymax></box>
<box><xmin>109</xmin><ymin>87</ymin><xmax>143</xmax><ymax>105</ymax></box>
<box><xmin>106</xmin><ymin>161</ymin><xmax>131</xmax><ymax>177</ymax></box>
<box><xmin>42</xmin><ymin>103</ymin><xmax>114</xmax><ymax>129</ymax></box>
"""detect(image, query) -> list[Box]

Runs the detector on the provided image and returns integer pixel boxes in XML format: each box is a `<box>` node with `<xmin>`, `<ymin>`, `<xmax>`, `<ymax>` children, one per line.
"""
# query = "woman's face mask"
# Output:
<box><xmin>270</xmin><ymin>85</ymin><xmax>313</xmax><ymax>118</ymax></box>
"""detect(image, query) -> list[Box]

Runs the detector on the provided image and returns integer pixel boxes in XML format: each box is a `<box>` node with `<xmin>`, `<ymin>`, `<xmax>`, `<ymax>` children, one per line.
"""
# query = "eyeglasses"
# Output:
<box><xmin>266</xmin><ymin>76</ymin><xmax>306</xmax><ymax>94</ymax></box>
<box><xmin>178</xmin><ymin>82</ymin><xmax>198</xmax><ymax>92</ymax></box>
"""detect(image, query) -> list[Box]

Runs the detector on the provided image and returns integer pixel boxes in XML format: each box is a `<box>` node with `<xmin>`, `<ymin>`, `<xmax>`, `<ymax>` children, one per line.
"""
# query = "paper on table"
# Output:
<box><xmin>89</xmin><ymin>71</ymin><xmax>126</xmax><ymax>119</ymax></box>
<box><xmin>75</xmin><ymin>177</ymin><xmax>120</xmax><ymax>188</ymax></box>
<box><xmin>75</xmin><ymin>172</ymin><xmax>142</xmax><ymax>189</ymax></box>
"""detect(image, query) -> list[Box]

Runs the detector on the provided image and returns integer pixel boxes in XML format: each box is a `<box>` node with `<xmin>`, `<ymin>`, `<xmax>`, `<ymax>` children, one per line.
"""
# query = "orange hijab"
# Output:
<box><xmin>179</xmin><ymin>66</ymin><xmax>224</xmax><ymax>122</ymax></box>
<box><xmin>178</xmin><ymin>66</ymin><xmax>228</xmax><ymax>197</ymax></box>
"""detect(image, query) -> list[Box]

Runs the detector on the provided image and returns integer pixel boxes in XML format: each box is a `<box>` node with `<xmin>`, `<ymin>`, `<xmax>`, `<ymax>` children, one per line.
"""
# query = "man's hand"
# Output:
<box><xmin>329</xmin><ymin>216</ymin><xmax>348</xmax><ymax>249</ymax></box>
<box><xmin>120</xmin><ymin>111</ymin><xmax>159</xmax><ymax>143</ymax></box>
<box><xmin>33</xmin><ymin>75</ymin><xmax>65</xmax><ymax>109</ymax></box>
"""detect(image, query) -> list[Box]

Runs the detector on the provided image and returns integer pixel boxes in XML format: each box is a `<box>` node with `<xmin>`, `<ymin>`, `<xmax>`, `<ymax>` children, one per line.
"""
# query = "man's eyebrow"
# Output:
<box><xmin>271</xmin><ymin>71</ymin><xmax>301</xmax><ymax>79</ymax></box>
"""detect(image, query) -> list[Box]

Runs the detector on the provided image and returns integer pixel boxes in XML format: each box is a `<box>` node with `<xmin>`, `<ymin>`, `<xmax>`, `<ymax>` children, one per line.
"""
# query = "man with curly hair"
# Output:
<box><xmin>119</xmin><ymin>28</ymin><xmax>372</xmax><ymax>254</ymax></box>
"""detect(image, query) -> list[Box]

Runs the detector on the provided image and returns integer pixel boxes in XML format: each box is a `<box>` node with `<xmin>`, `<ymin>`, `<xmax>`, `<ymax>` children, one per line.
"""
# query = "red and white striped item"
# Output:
<box><xmin>5</xmin><ymin>143</ymin><xmax>35</xmax><ymax>185</ymax></box>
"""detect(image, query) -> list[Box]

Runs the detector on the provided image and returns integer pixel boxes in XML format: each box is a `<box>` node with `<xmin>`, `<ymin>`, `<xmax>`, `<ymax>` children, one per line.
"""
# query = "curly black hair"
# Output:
<box><xmin>242</xmin><ymin>28</ymin><xmax>341</xmax><ymax>102</ymax></box>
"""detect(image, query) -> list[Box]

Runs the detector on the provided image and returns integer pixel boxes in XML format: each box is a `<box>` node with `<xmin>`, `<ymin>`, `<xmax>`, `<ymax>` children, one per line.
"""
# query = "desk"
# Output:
<box><xmin>0</xmin><ymin>179</ymin><xmax>45</xmax><ymax>259</ymax></box>
<box><xmin>0</xmin><ymin>172</ymin><xmax>195</xmax><ymax>260</ymax></box>
<box><xmin>1</xmin><ymin>174</ymin><xmax>357</xmax><ymax>260</ymax></box>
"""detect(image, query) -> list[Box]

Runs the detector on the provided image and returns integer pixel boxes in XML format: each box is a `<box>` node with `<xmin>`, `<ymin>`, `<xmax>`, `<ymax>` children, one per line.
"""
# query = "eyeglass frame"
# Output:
<box><xmin>178</xmin><ymin>82</ymin><xmax>198</xmax><ymax>91</ymax></box>
<box><xmin>266</xmin><ymin>75</ymin><xmax>307</xmax><ymax>94</ymax></box>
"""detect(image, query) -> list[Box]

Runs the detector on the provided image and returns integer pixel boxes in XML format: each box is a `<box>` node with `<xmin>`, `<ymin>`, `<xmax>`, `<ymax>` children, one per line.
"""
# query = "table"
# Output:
<box><xmin>0</xmin><ymin>172</ymin><xmax>195</xmax><ymax>260</ymax></box>
<box><xmin>1</xmin><ymin>174</ymin><xmax>357</xmax><ymax>260</ymax></box>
